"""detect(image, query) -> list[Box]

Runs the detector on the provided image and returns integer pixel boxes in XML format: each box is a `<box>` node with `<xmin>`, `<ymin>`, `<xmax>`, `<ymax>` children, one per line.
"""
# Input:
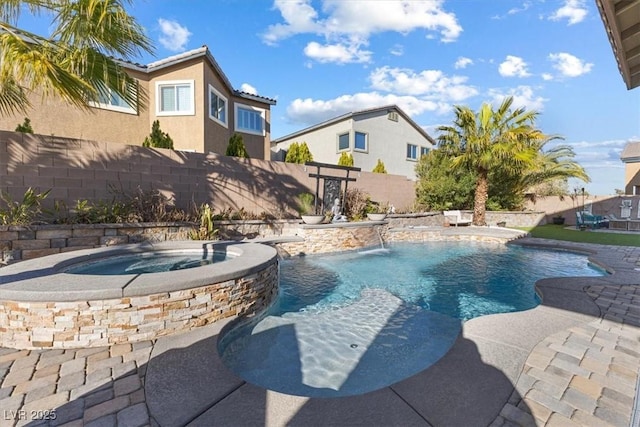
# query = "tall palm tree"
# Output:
<box><xmin>437</xmin><ymin>96</ymin><xmax>547</xmax><ymax>225</ymax></box>
<box><xmin>0</xmin><ymin>0</ymin><xmax>153</xmax><ymax>116</ymax></box>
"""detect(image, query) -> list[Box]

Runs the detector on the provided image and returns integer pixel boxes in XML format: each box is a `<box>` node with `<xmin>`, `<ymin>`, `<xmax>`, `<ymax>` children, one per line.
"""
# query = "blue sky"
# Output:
<box><xmin>21</xmin><ymin>0</ymin><xmax>640</xmax><ymax>194</ymax></box>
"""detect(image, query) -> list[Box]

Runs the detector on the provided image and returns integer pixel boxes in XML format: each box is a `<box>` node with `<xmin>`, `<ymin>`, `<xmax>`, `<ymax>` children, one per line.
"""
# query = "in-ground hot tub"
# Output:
<box><xmin>0</xmin><ymin>241</ymin><xmax>278</xmax><ymax>349</ymax></box>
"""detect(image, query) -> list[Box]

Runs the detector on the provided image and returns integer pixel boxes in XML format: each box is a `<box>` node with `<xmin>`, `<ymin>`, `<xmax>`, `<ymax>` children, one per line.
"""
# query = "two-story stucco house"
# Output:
<box><xmin>271</xmin><ymin>105</ymin><xmax>436</xmax><ymax>179</ymax></box>
<box><xmin>0</xmin><ymin>46</ymin><xmax>276</xmax><ymax>159</ymax></box>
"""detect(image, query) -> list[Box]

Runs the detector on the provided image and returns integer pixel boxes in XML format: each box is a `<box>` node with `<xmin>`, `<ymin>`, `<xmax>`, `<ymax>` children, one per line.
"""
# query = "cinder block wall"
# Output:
<box><xmin>0</xmin><ymin>132</ymin><xmax>417</xmax><ymax>217</ymax></box>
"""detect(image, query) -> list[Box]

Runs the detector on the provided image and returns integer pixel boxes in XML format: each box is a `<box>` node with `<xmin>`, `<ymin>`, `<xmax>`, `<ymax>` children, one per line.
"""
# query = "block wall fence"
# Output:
<box><xmin>0</xmin><ymin>131</ymin><xmax>416</xmax><ymax>217</ymax></box>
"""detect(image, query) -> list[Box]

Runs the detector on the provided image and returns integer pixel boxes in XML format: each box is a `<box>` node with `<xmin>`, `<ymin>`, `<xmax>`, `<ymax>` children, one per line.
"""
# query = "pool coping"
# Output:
<box><xmin>0</xmin><ymin>240</ymin><xmax>277</xmax><ymax>302</ymax></box>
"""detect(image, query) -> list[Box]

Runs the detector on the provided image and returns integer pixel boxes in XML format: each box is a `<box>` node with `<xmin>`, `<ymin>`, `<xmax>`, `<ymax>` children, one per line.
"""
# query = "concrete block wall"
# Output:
<box><xmin>0</xmin><ymin>131</ymin><xmax>417</xmax><ymax>217</ymax></box>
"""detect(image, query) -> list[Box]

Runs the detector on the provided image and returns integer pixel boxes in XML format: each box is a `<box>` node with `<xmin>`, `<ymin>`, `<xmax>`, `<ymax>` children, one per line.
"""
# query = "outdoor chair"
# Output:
<box><xmin>576</xmin><ymin>211</ymin><xmax>608</xmax><ymax>229</ymax></box>
<box><xmin>443</xmin><ymin>210</ymin><xmax>473</xmax><ymax>226</ymax></box>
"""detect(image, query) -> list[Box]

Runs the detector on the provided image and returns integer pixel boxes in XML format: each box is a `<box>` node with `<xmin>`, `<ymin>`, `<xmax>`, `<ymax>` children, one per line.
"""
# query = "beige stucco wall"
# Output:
<box><xmin>625</xmin><ymin>162</ymin><xmax>640</xmax><ymax>194</ymax></box>
<box><xmin>148</xmin><ymin>60</ymin><xmax>205</xmax><ymax>153</ymax></box>
<box><xmin>0</xmin><ymin>69</ymin><xmax>150</xmax><ymax>146</ymax></box>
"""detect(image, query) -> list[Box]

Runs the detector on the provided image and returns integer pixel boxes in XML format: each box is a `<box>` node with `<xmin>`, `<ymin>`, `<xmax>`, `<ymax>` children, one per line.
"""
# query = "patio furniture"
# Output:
<box><xmin>443</xmin><ymin>210</ymin><xmax>473</xmax><ymax>226</ymax></box>
<box><xmin>576</xmin><ymin>211</ymin><xmax>608</xmax><ymax>230</ymax></box>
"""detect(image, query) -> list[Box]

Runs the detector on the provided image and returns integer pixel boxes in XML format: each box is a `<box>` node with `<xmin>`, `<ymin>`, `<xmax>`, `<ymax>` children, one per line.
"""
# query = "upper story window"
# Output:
<box><xmin>420</xmin><ymin>146</ymin><xmax>431</xmax><ymax>157</ymax></box>
<box><xmin>235</xmin><ymin>103</ymin><xmax>265</xmax><ymax>135</ymax></box>
<box><xmin>91</xmin><ymin>85</ymin><xmax>137</xmax><ymax>115</ymax></box>
<box><xmin>209</xmin><ymin>85</ymin><xmax>227</xmax><ymax>127</ymax></box>
<box><xmin>337</xmin><ymin>132</ymin><xmax>350</xmax><ymax>151</ymax></box>
<box><xmin>407</xmin><ymin>143</ymin><xmax>418</xmax><ymax>160</ymax></box>
<box><xmin>354</xmin><ymin>131</ymin><xmax>368</xmax><ymax>152</ymax></box>
<box><xmin>156</xmin><ymin>80</ymin><xmax>194</xmax><ymax>116</ymax></box>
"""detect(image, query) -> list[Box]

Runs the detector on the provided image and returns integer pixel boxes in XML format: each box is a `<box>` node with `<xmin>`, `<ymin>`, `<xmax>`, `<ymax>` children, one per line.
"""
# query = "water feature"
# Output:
<box><xmin>219</xmin><ymin>241</ymin><xmax>605</xmax><ymax>397</ymax></box>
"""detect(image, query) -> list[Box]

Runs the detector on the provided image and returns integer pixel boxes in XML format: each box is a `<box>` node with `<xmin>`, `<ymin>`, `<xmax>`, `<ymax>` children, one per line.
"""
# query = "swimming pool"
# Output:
<box><xmin>219</xmin><ymin>241</ymin><xmax>604</xmax><ymax>397</ymax></box>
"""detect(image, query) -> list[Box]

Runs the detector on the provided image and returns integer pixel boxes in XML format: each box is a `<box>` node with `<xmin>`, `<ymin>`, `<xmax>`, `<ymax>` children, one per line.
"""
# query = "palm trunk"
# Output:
<box><xmin>473</xmin><ymin>170</ymin><xmax>488</xmax><ymax>226</ymax></box>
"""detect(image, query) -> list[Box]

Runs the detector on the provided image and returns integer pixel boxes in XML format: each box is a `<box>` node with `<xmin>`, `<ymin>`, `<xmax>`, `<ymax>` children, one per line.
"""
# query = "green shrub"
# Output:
<box><xmin>285</xmin><ymin>142</ymin><xmax>313</xmax><ymax>164</ymax></box>
<box><xmin>296</xmin><ymin>193</ymin><xmax>316</xmax><ymax>215</ymax></box>
<box><xmin>143</xmin><ymin>120</ymin><xmax>174</xmax><ymax>149</ymax></box>
<box><xmin>226</xmin><ymin>133</ymin><xmax>249</xmax><ymax>158</ymax></box>
<box><xmin>372</xmin><ymin>159</ymin><xmax>387</xmax><ymax>173</ymax></box>
<box><xmin>15</xmin><ymin>118</ymin><xmax>34</xmax><ymax>133</ymax></box>
<box><xmin>337</xmin><ymin>152</ymin><xmax>354</xmax><ymax>166</ymax></box>
<box><xmin>188</xmin><ymin>203</ymin><xmax>218</xmax><ymax>240</ymax></box>
<box><xmin>0</xmin><ymin>187</ymin><xmax>50</xmax><ymax>225</ymax></box>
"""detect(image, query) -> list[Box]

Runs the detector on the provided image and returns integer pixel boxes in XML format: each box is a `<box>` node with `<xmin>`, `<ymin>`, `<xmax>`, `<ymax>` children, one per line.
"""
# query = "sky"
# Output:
<box><xmin>19</xmin><ymin>0</ymin><xmax>640</xmax><ymax>195</ymax></box>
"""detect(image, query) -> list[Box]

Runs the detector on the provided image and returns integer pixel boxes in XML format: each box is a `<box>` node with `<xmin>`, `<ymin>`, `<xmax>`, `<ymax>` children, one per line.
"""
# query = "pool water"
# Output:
<box><xmin>219</xmin><ymin>242</ymin><xmax>604</xmax><ymax>397</ymax></box>
<box><xmin>65</xmin><ymin>251</ymin><xmax>228</xmax><ymax>275</ymax></box>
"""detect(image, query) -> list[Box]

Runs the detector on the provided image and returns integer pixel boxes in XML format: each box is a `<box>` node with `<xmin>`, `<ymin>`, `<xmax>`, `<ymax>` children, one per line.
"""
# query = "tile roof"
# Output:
<box><xmin>621</xmin><ymin>141</ymin><xmax>640</xmax><ymax>162</ymax></box>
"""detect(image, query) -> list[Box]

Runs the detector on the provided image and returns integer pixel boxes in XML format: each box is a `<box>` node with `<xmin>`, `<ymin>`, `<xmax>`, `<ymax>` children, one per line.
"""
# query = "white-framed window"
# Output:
<box><xmin>407</xmin><ymin>143</ymin><xmax>418</xmax><ymax>160</ymax></box>
<box><xmin>337</xmin><ymin>132</ymin><xmax>350</xmax><ymax>151</ymax></box>
<box><xmin>420</xmin><ymin>146</ymin><xmax>430</xmax><ymax>157</ymax></box>
<box><xmin>354</xmin><ymin>131</ymin><xmax>368</xmax><ymax>152</ymax></box>
<box><xmin>235</xmin><ymin>103</ymin><xmax>265</xmax><ymax>135</ymax></box>
<box><xmin>156</xmin><ymin>80</ymin><xmax>194</xmax><ymax>116</ymax></box>
<box><xmin>91</xmin><ymin>86</ymin><xmax>137</xmax><ymax>115</ymax></box>
<box><xmin>208</xmin><ymin>85</ymin><xmax>227</xmax><ymax>127</ymax></box>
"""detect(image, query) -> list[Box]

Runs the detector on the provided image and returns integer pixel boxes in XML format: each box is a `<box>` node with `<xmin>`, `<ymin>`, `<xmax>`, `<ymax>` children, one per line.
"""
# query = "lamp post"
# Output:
<box><xmin>581</xmin><ymin>188</ymin><xmax>585</xmax><ymax>213</ymax></box>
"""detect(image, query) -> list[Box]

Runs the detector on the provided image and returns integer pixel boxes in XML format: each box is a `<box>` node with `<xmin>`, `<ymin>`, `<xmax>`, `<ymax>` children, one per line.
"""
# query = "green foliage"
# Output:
<box><xmin>46</xmin><ymin>186</ymin><xmax>186</xmax><ymax>224</ymax></box>
<box><xmin>0</xmin><ymin>187</ymin><xmax>50</xmax><ymax>225</ymax></box>
<box><xmin>226</xmin><ymin>133</ymin><xmax>250</xmax><ymax>158</ymax></box>
<box><xmin>337</xmin><ymin>152</ymin><xmax>354</xmax><ymax>166</ymax></box>
<box><xmin>415</xmin><ymin>151</ymin><xmax>475</xmax><ymax>211</ymax></box>
<box><xmin>15</xmin><ymin>117</ymin><xmax>33</xmax><ymax>133</ymax></box>
<box><xmin>284</xmin><ymin>142</ymin><xmax>314</xmax><ymax>164</ymax></box>
<box><xmin>436</xmin><ymin>96</ymin><xmax>554</xmax><ymax>224</ymax></box>
<box><xmin>526</xmin><ymin>224</ymin><xmax>640</xmax><ymax>247</ymax></box>
<box><xmin>188</xmin><ymin>203</ymin><xmax>218</xmax><ymax>240</ymax></box>
<box><xmin>372</xmin><ymin>159</ymin><xmax>387</xmax><ymax>173</ymax></box>
<box><xmin>143</xmin><ymin>120</ymin><xmax>173</xmax><ymax>149</ymax></box>
<box><xmin>0</xmin><ymin>0</ymin><xmax>153</xmax><ymax>116</ymax></box>
<box><xmin>296</xmin><ymin>193</ymin><xmax>316</xmax><ymax>215</ymax></box>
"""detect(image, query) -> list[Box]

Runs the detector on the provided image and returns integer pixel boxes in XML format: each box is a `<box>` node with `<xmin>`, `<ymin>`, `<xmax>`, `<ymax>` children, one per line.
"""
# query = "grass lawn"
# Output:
<box><xmin>519</xmin><ymin>224</ymin><xmax>640</xmax><ymax>247</ymax></box>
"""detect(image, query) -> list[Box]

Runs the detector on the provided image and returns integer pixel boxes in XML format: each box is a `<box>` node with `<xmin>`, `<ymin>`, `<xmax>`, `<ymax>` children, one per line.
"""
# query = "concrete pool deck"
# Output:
<box><xmin>1</xmin><ymin>231</ymin><xmax>640</xmax><ymax>426</ymax></box>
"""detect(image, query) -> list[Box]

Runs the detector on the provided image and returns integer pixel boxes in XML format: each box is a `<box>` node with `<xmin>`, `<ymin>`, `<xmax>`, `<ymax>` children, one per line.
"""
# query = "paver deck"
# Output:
<box><xmin>1</xmin><ymin>234</ymin><xmax>640</xmax><ymax>426</ymax></box>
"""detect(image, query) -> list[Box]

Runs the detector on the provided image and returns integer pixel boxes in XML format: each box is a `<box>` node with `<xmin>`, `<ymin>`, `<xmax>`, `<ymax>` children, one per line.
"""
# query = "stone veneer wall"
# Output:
<box><xmin>385</xmin><ymin>229</ymin><xmax>521</xmax><ymax>244</ymax></box>
<box><xmin>278</xmin><ymin>223</ymin><xmax>385</xmax><ymax>256</ymax></box>
<box><xmin>0</xmin><ymin>262</ymin><xmax>278</xmax><ymax>349</ymax></box>
<box><xmin>0</xmin><ymin>223</ymin><xmax>195</xmax><ymax>264</ymax></box>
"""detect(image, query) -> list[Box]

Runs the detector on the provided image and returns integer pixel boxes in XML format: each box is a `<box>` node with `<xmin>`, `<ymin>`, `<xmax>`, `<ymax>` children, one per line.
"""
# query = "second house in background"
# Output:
<box><xmin>271</xmin><ymin>105</ymin><xmax>436</xmax><ymax>179</ymax></box>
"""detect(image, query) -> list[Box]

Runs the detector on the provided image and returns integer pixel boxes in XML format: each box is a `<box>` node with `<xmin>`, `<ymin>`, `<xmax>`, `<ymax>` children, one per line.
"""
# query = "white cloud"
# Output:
<box><xmin>286</xmin><ymin>92</ymin><xmax>447</xmax><ymax>126</ymax></box>
<box><xmin>541</xmin><ymin>73</ymin><xmax>554</xmax><ymax>81</ymax></box>
<box><xmin>548</xmin><ymin>52</ymin><xmax>593</xmax><ymax>77</ymax></box>
<box><xmin>158</xmin><ymin>18</ymin><xmax>192</xmax><ymax>52</ymax></box>
<box><xmin>390</xmin><ymin>44</ymin><xmax>404</xmax><ymax>56</ymax></box>
<box><xmin>454</xmin><ymin>56</ymin><xmax>473</xmax><ymax>69</ymax></box>
<box><xmin>549</xmin><ymin>0</ymin><xmax>588</xmax><ymax>25</ymax></box>
<box><xmin>508</xmin><ymin>2</ymin><xmax>532</xmax><ymax>15</ymax></box>
<box><xmin>369</xmin><ymin>66</ymin><xmax>478</xmax><ymax>101</ymax></box>
<box><xmin>487</xmin><ymin>86</ymin><xmax>547</xmax><ymax>112</ymax></box>
<box><xmin>263</xmin><ymin>0</ymin><xmax>462</xmax><ymax>63</ymax></box>
<box><xmin>240</xmin><ymin>83</ymin><xmax>257</xmax><ymax>95</ymax></box>
<box><xmin>498</xmin><ymin>55</ymin><xmax>531</xmax><ymax>78</ymax></box>
<box><xmin>304</xmin><ymin>41</ymin><xmax>372</xmax><ymax>64</ymax></box>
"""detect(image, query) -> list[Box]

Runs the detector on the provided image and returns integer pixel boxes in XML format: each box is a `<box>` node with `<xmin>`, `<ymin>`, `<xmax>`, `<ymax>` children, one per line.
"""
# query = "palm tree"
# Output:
<box><xmin>437</xmin><ymin>97</ymin><xmax>547</xmax><ymax>225</ymax></box>
<box><xmin>520</xmin><ymin>141</ymin><xmax>590</xmax><ymax>193</ymax></box>
<box><xmin>0</xmin><ymin>0</ymin><xmax>153</xmax><ymax>116</ymax></box>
